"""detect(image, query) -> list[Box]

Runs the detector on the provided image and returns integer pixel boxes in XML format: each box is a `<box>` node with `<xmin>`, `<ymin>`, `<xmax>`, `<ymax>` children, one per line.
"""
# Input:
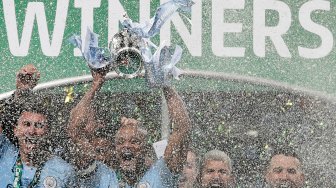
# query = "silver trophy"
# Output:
<box><xmin>69</xmin><ymin>28</ymin><xmax>144</xmax><ymax>78</ymax></box>
<box><xmin>69</xmin><ymin>0</ymin><xmax>193</xmax><ymax>81</ymax></box>
<box><xmin>109</xmin><ymin>29</ymin><xmax>144</xmax><ymax>78</ymax></box>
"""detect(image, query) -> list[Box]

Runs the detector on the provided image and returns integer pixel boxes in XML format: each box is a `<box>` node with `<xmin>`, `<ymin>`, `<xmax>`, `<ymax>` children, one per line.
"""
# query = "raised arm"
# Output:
<box><xmin>1</xmin><ymin>64</ymin><xmax>39</xmax><ymax>136</ymax></box>
<box><xmin>163</xmin><ymin>86</ymin><xmax>191</xmax><ymax>174</ymax></box>
<box><xmin>67</xmin><ymin>70</ymin><xmax>106</xmax><ymax>143</ymax></box>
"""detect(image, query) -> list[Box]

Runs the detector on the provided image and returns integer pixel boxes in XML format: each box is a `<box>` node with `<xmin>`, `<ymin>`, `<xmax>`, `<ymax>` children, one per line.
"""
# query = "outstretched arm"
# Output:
<box><xmin>163</xmin><ymin>86</ymin><xmax>191</xmax><ymax>174</ymax></box>
<box><xmin>67</xmin><ymin>70</ymin><xmax>106</xmax><ymax>143</ymax></box>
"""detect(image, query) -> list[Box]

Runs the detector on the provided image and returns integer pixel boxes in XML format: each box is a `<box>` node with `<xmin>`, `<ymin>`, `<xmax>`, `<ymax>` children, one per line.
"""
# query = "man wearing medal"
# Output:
<box><xmin>0</xmin><ymin>65</ymin><xmax>76</xmax><ymax>187</ymax></box>
<box><xmin>68</xmin><ymin>59</ymin><xmax>192</xmax><ymax>187</ymax></box>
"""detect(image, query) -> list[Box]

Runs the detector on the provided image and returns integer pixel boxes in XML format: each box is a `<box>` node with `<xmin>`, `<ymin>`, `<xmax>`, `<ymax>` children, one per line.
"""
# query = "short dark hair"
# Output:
<box><xmin>270</xmin><ymin>146</ymin><xmax>301</xmax><ymax>162</ymax></box>
<box><xmin>19</xmin><ymin>94</ymin><xmax>54</xmax><ymax>124</ymax></box>
<box><xmin>265</xmin><ymin>146</ymin><xmax>302</xmax><ymax>172</ymax></box>
<box><xmin>1</xmin><ymin>92</ymin><xmax>55</xmax><ymax>146</ymax></box>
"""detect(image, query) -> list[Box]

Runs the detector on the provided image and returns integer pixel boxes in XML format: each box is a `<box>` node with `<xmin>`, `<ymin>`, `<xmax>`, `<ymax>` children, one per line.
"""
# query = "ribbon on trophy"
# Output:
<box><xmin>144</xmin><ymin>43</ymin><xmax>183</xmax><ymax>88</ymax></box>
<box><xmin>68</xmin><ymin>0</ymin><xmax>194</xmax><ymax>83</ymax></box>
<box><xmin>68</xmin><ymin>28</ymin><xmax>112</xmax><ymax>70</ymax></box>
<box><xmin>122</xmin><ymin>0</ymin><xmax>194</xmax><ymax>38</ymax></box>
<box><xmin>121</xmin><ymin>0</ymin><xmax>193</xmax><ymax>86</ymax></box>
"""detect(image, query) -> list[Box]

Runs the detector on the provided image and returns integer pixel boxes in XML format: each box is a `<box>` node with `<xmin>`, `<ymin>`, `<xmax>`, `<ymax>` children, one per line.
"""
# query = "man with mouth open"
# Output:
<box><xmin>198</xmin><ymin>150</ymin><xmax>235</xmax><ymax>188</ymax></box>
<box><xmin>0</xmin><ymin>64</ymin><xmax>75</xmax><ymax>187</ymax></box>
<box><xmin>113</xmin><ymin>83</ymin><xmax>192</xmax><ymax>187</ymax></box>
<box><xmin>68</xmin><ymin>66</ymin><xmax>192</xmax><ymax>187</ymax></box>
<box><xmin>264</xmin><ymin>147</ymin><xmax>305</xmax><ymax>188</ymax></box>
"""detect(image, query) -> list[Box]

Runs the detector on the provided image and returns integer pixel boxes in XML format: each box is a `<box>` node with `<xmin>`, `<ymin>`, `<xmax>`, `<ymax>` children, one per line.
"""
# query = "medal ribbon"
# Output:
<box><xmin>12</xmin><ymin>156</ymin><xmax>43</xmax><ymax>188</ymax></box>
<box><xmin>13</xmin><ymin>157</ymin><xmax>23</xmax><ymax>188</ymax></box>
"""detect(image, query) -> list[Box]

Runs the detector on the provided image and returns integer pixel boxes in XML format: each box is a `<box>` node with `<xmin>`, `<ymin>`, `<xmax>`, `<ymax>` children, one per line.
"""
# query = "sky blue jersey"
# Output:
<box><xmin>0</xmin><ymin>133</ymin><xmax>76</xmax><ymax>188</ymax></box>
<box><xmin>111</xmin><ymin>158</ymin><xmax>175</xmax><ymax>188</ymax></box>
<box><xmin>75</xmin><ymin>161</ymin><xmax>117</xmax><ymax>188</ymax></box>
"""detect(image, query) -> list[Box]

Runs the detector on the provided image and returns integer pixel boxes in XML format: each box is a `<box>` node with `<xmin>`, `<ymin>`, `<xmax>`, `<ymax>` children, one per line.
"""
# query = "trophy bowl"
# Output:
<box><xmin>109</xmin><ymin>30</ymin><xmax>144</xmax><ymax>78</ymax></box>
<box><xmin>114</xmin><ymin>47</ymin><xmax>143</xmax><ymax>78</ymax></box>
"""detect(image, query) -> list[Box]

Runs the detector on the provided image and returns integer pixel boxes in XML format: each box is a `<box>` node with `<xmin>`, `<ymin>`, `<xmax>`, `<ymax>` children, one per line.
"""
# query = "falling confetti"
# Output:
<box><xmin>286</xmin><ymin>99</ymin><xmax>293</xmax><ymax>107</ymax></box>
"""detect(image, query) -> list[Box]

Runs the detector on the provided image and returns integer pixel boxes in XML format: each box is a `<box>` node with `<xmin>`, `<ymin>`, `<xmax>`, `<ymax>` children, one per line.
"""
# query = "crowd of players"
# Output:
<box><xmin>0</xmin><ymin>64</ymin><xmax>305</xmax><ymax>187</ymax></box>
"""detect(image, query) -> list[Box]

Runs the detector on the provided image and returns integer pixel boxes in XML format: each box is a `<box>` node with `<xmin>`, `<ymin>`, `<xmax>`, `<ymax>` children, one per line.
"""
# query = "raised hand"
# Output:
<box><xmin>16</xmin><ymin>64</ymin><xmax>40</xmax><ymax>91</ymax></box>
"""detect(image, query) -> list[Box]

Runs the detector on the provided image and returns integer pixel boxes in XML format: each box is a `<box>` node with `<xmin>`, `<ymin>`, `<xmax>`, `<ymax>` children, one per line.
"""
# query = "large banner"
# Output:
<box><xmin>1</xmin><ymin>1</ymin><xmax>336</xmax><ymax>187</ymax></box>
<box><xmin>0</xmin><ymin>0</ymin><xmax>335</xmax><ymax>95</ymax></box>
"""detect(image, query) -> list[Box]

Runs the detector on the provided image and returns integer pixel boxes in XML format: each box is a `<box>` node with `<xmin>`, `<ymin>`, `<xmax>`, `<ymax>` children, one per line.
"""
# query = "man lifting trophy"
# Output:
<box><xmin>69</xmin><ymin>0</ymin><xmax>194</xmax><ymax>86</ymax></box>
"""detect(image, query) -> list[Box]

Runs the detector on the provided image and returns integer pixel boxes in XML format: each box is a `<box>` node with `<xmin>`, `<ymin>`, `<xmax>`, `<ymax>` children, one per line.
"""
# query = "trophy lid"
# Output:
<box><xmin>109</xmin><ymin>29</ymin><xmax>143</xmax><ymax>56</ymax></box>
